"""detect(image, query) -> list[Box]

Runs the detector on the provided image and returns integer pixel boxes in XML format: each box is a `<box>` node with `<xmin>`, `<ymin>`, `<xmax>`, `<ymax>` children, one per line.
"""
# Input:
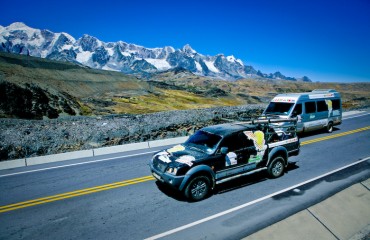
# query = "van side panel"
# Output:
<box><xmin>264</xmin><ymin>90</ymin><xmax>342</xmax><ymax>133</ymax></box>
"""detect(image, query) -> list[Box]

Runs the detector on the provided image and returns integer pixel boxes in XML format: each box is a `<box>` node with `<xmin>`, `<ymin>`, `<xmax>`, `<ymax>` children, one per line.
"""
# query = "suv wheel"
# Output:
<box><xmin>185</xmin><ymin>176</ymin><xmax>210</xmax><ymax>201</ymax></box>
<box><xmin>267</xmin><ymin>156</ymin><xmax>285</xmax><ymax>178</ymax></box>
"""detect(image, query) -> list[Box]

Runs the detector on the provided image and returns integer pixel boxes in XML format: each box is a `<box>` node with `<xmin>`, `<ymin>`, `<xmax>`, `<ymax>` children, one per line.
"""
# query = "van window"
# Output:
<box><xmin>317</xmin><ymin>100</ymin><xmax>328</xmax><ymax>112</ymax></box>
<box><xmin>305</xmin><ymin>102</ymin><xmax>316</xmax><ymax>114</ymax></box>
<box><xmin>292</xmin><ymin>103</ymin><xmax>302</xmax><ymax>116</ymax></box>
<box><xmin>265</xmin><ymin>102</ymin><xmax>294</xmax><ymax>115</ymax></box>
<box><xmin>332</xmin><ymin>99</ymin><xmax>341</xmax><ymax>110</ymax></box>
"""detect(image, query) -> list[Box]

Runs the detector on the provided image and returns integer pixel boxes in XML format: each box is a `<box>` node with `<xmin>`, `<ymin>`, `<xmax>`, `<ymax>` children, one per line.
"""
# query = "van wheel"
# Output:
<box><xmin>267</xmin><ymin>156</ymin><xmax>285</xmax><ymax>178</ymax></box>
<box><xmin>185</xmin><ymin>176</ymin><xmax>210</xmax><ymax>201</ymax></box>
<box><xmin>326</xmin><ymin>122</ymin><xmax>333</xmax><ymax>133</ymax></box>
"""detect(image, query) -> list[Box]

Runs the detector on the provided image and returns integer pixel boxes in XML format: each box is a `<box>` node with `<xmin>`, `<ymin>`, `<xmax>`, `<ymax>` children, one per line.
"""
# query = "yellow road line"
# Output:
<box><xmin>301</xmin><ymin>126</ymin><xmax>370</xmax><ymax>145</ymax></box>
<box><xmin>1</xmin><ymin>126</ymin><xmax>369</xmax><ymax>213</ymax></box>
<box><xmin>0</xmin><ymin>175</ymin><xmax>154</xmax><ymax>213</ymax></box>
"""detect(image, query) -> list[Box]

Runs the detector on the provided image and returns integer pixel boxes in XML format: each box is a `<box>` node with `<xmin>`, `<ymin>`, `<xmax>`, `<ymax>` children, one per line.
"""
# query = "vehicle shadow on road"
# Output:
<box><xmin>155</xmin><ymin>163</ymin><xmax>300</xmax><ymax>202</ymax></box>
<box><xmin>298</xmin><ymin>127</ymin><xmax>340</xmax><ymax>139</ymax></box>
<box><xmin>155</xmin><ymin>181</ymin><xmax>189</xmax><ymax>202</ymax></box>
<box><xmin>215</xmin><ymin>163</ymin><xmax>300</xmax><ymax>195</ymax></box>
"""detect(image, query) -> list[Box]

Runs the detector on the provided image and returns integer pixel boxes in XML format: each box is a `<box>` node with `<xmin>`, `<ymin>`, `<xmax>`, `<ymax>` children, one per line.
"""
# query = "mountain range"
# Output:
<box><xmin>0</xmin><ymin>22</ymin><xmax>310</xmax><ymax>81</ymax></box>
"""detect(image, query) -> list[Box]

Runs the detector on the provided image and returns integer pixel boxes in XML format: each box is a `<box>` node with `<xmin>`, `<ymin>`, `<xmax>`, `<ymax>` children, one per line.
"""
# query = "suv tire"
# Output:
<box><xmin>267</xmin><ymin>156</ymin><xmax>285</xmax><ymax>178</ymax></box>
<box><xmin>185</xmin><ymin>176</ymin><xmax>210</xmax><ymax>201</ymax></box>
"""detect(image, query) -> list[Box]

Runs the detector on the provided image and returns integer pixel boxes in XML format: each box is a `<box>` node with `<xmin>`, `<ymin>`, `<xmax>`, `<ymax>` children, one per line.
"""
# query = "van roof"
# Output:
<box><xmin>273</xmin><ymin>89</ymin><xmax>340</xmax><ymax>99</ymax></box>
<box><xmin>311</xmin><ymin>89</ymin><xmax>338</xmax><ymax>93</ymax></box>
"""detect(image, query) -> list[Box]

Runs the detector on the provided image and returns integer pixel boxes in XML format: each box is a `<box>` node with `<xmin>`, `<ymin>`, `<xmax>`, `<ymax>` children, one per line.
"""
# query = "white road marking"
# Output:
<box><xmin>145</xmin><ymin>156</ymin><xmax>370</xmax><ymax>240</ymax></box>
<box><xmin>343</xmin><ymin>113</ymin><xmax>370</xmax><ymax>120</ymax></box>
<box><xmin>0</xmin><ymin>150</ymin><xmax>159</xmax><ymax>178</ymax></box>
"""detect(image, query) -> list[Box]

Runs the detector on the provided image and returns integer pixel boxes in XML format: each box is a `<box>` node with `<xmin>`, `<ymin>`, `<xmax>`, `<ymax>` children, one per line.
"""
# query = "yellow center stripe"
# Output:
<box><xmin>301</xmin><ymin>126</ymin><xmax>370</xmax><ymax>145</ymax></box>
<box><xmin>0</xmin><ymin>175</ymin><xmax>154</xmax><ymax>213</ymax></box>
<box><xmin>1</xmin><ymin>126</ymin><xmax>369</xmax><ymax>213</ymax></box>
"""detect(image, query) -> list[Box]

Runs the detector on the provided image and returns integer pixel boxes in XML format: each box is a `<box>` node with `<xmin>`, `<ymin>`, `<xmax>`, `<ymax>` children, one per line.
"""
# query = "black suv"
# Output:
<box><xmin>149</xmin><ymin>118</ymin><xmax>300</xmax><ymax>201</ymax></box>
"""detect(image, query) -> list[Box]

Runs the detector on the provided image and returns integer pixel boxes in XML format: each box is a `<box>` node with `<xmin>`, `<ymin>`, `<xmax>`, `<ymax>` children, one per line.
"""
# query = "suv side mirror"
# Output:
<box><xmin>220</xmin><ymin>147</ymin><xmax>228</xmax><ymax>155</ymax></box>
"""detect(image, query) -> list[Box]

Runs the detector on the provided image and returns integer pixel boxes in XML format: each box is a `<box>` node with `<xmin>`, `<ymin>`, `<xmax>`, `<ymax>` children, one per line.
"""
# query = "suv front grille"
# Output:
<box><xmin>153</xmin><ymin>158</ymin><xmax>167</xmax><ymax>172</ymax></box>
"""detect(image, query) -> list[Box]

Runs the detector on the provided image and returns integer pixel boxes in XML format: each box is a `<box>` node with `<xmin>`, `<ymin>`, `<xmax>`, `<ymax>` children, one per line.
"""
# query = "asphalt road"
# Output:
<box><xmin>0</xmin><ymin>113</ymin><xmax>369</xmax><ymax>240</ymax></box>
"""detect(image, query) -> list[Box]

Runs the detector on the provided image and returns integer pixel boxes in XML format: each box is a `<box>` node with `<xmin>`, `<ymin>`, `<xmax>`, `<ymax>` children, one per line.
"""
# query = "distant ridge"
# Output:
<box><xmin>0</xmin><ymin>22</ymin><xmax>311</xmax><ymax>82</ymax></box>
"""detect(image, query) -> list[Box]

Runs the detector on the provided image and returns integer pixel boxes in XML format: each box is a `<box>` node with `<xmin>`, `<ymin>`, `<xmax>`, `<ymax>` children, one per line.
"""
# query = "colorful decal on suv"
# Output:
<box><xmin>244</xmin><ymin>130</ymin><xmax>267</xmax><ymax>164</ymax></box>
<box><xmin>176</xmin><ymin>155</ymin><xmax>195</xmax><ymax>167</ymax></box>
<box><xmin>167</xmin><ymin>145</ymin><xmax>185</xmax><ymax>153</ymax></box>
<box><xmin>155</xmin><ymin>151</ymin><xmax>171</xmax><ymax>163</ymax></box>
<box><xmin>225</xmin><ymin>152</ymin><xmax>237</xmax><ymax>166</ymax></box>
<box><xmin>268</xmin><ymin>137</ymin><xmax>299</xmax><ymax>148</ymax></box>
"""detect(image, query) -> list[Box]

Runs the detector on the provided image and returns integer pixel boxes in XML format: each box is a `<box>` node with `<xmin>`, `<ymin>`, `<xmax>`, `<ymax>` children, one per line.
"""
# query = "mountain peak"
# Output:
<box><xmin>226</xmin><ymin>55</ymin><xmax>244</xmax><ymax>65</ymax></box>
<box><xmin>8</xmin><ymin>22</ymin><xmax>29</xmax><ymax>30</ymax></box>
<box><xmin>182</xmin><ymin>44</ymin><xmax>196</xmax><ymax>54</ymax></box>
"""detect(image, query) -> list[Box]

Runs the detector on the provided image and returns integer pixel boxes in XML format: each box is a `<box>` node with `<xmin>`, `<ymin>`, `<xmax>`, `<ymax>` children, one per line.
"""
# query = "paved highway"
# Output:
<box><xmin>0</xmin><ymin>113</ymin><xmax>369</xmax><ymax>239</ymax></box>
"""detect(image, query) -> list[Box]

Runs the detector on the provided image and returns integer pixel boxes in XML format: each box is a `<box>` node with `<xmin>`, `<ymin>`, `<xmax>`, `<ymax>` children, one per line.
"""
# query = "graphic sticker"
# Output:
<box><xmin>176</xmin><ymin>155</ymin><xmax>195</xmax><ymax>167</ymax></box>
<box><xmin>167</xmin><ymin>145</ymin><xmax>185</xmax><ymax>153</ymax></box>
<box><xmin>225</xmin><ymin>152</ymin><xmax>237</xmax><ymax>166</ymax></box>
<box><xmin>155</xmin><ymin>151</ymin><xmax>171</xmax><ymax>163</ymax></box>
<box><xmin>325</xmin><ymin>99</ymin><xmax>333</xmax><ymax>117</ymax></box>
<box><xmin>244</xmin><ymin>131</ymin><xmax>267</xmax><ymax>163</ymax></box>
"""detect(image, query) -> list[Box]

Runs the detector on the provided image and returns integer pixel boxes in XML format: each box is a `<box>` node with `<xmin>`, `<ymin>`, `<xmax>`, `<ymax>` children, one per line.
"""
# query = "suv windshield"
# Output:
<box><xmin>185</xmin><ymin>130</ymin><xmax>222</xmax><ymax>154</ymax></box>
<box><xmin>265</xmin><ymin>102</ymin><xmax>294</xmax><ymax>115</ymax></box>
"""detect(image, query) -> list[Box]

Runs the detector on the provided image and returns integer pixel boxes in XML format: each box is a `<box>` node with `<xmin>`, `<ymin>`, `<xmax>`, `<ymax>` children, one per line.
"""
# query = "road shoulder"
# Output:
<box><xmin>244</xmin><ymin>179</ymin><xmax>370</xmax><ymax>240</ymax></box>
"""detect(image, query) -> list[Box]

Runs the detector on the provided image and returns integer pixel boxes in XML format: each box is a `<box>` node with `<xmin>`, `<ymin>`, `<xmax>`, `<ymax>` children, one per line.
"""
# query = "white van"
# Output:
<box><xmin>262</xmin><ymin>89</ymin><xmax>342</xmax><ymax>133</ymax></box>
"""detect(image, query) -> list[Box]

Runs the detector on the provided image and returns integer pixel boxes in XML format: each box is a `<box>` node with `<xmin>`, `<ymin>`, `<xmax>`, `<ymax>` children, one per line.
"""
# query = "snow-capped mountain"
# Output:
<box><xmin>0</xmin><ymin>22</ymin><xmax>306</xmax><ymax>81</ymax></box>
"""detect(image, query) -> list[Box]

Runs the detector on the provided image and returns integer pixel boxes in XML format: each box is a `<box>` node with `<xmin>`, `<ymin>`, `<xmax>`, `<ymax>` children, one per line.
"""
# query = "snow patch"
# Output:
<box><xmin>8</xmin><ymin>22</ymin><xmax>30</xmax><ymax>30</ymax></box>
<box><xmin>106</xmin><ymin>47</ymin><xmax>114</xmax><ymax>56</ymax></box>
<box><xmin>61</xmin><ymin>32</ymin><xmax>76</xmax><ymax>43</ymax></box>
<box><xmin>76</xmin><ymin>51</ymin><xmax>93</xmax><ymax>63</ymax></box>
<box><xmin>227</xmin><ymin>55</ymin><xmax>244</xmax><ymax>65</ymax></box>
<box><xmin>204</xmin><ymin>60</ymin><xmax>220</xmax><ymax>73</ymax></box>
<box><xmin>145</xmin><ymin>58</ymin><xmax>171</xmax><ymax>70</ymax></box>
<box><xmin>102</xmin><ymin>65</ymin><xmax>120</xmax><ymax>71</ymax></box>
<box><xmin>28</xmin><ymin>30</ymin><xmax>44</xmax><ymax>47</ymax></box>
<box><xmin>226</xmin><ymin>55</ymin><xmax>236</xmax><ymax>62</ymax></box>
<box><xmin>62</xmin><ymin>44</ymin><xmax>73</xmax><ymax>50</ymax></box>
<box><xmin>195</xmin><ymin>61</ymin><xmax>202</xmax><ymax>72</ymax></box>
<box><xmin>41</xmin><ymin>50</ymin><xmax>49</xmax><ymax>58</ymax></box>
<box><xmin>122</xmin><ymin>51</ymin><xmax>131</xmax><ymax>57</ymax></box>
<box><xmin>236</xmin><ymin>59</ymin><xmax>244</xmax><ymax>65</ymax></box>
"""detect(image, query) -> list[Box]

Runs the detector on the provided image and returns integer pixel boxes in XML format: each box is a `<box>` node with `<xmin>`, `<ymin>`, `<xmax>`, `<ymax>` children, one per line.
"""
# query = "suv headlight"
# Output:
<box><xmin>166</xmin><ymin>167</ymin><xmax>178</xmax><ymax>175</ymax></box>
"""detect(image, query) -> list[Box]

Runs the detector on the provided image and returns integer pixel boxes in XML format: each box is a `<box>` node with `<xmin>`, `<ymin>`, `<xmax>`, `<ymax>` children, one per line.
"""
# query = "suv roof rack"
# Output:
<box><xmin>233</xmin><ymin>117</ymin><xmax>297</xmax><ymax>126</ymax></box>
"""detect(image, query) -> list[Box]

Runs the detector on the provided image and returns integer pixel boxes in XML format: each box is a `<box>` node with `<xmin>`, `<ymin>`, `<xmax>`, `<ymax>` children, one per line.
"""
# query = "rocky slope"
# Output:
<box><xmin>0</xmin><ymin>105</ymin><xmax>264</xmax><ymax>161</ymax></box>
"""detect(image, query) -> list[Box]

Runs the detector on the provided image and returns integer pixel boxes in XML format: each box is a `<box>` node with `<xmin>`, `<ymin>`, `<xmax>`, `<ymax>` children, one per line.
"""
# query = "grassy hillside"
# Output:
<box><xmin>152</xmin><ymin>70</ymin><xmax>370</xmax><ymax>110</ymax></box>
<box><xmin>0</xmin><ymin>52</ymin><xmax>369</xmax><ymax>119</ymax></box>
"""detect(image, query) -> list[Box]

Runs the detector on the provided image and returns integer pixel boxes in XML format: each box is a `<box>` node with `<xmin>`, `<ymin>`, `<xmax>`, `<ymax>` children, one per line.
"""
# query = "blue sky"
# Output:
<box><xmin>1</xmin><ymin>0</ymin><xmax>370</xmax><ymax>82</ymax></box>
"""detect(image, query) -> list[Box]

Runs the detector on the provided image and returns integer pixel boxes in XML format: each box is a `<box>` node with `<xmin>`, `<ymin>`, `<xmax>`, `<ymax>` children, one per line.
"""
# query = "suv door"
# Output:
<box><xmin>215</xmin><ymin>131</ymin><xmax>256</xmax><ymax>179</ymax></box>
